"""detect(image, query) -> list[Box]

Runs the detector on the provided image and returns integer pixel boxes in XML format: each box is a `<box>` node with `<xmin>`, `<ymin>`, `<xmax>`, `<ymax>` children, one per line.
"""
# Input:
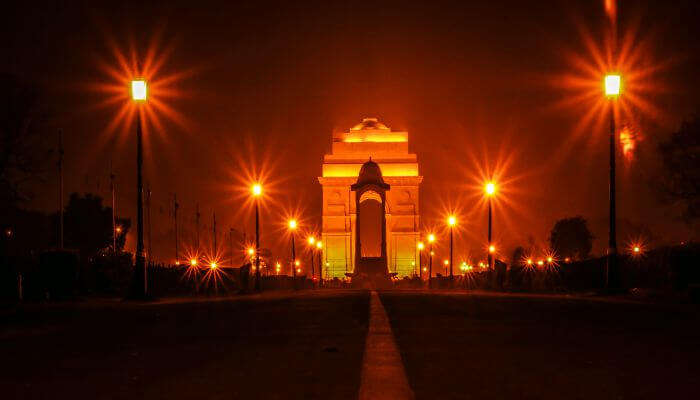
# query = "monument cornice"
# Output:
<box><xmin>318</xmin><ymin>176</ymin><xmax>423</xmax><ymax>186</ymax></box>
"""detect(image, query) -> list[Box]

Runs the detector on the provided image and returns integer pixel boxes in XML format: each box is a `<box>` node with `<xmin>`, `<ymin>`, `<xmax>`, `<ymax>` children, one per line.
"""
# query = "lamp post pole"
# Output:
<box><xmin>310</xmin><ymin>246</ymin><xmax>315</xmax><ymax>286</ymax></box>
<box><xmin>487</xmin><ymin>199</ymin><xmax>492</xmax><ymax>269</ymax></box>
<box><xmin>255</xmin><ymin>200</ymin><xmax>261</xmax><ymax>292</ymax></box>
<box><xmin>449</xmin><ymin>227</ymin><xmax>454</xmax><ymax>279</ymax></box>
<box><xmin>291</xmin><ymin>234</ymin><xmax>296</xmax><ymax>279</ymax></box>
<box><xmin>317</xmin><ymin>247</ymin><xmax>322</xmax><ymax>287</ymax></box>
<box><xmin>607</xmin><ymin>103</ymin><xmax>617</xmax><ymax>289</ymax></box>
<box><xmin>429</xmin><ymin>243</ymin><xmax>433</xmax><ymax>288</ymax></box>
<box><xmin>136</xmin><ymin>108</ymin><xmax>146</xmax><ymax>296</ymax></box>
<box><xmin>603</xmin><ymin>74</ymin><xmax>620</xmax><ymax>290</ymax></box>
<box><xmin>58</xmin><ymin>129</ymin><xmax>64</xmax><ymax>250</ymax></box>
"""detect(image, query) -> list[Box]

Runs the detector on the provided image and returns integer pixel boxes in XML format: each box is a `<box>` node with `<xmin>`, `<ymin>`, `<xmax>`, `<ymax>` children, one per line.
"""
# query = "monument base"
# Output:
<box><xmin>346</xmin><ymin>256</ymin><xmax>395</xmax><ymax>289</ymax></box>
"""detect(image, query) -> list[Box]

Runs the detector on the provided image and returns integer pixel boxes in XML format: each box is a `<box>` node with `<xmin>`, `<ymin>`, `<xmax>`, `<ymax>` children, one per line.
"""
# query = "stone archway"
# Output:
<box><xmin>351</xmin><ymin>159</ymin><xmax>390</xmax><ymax>279</ymax></box>
<box><xmin>358</xmin><ymin>190</ymin><xmax>383</xmax><ymax>257</ymax></box>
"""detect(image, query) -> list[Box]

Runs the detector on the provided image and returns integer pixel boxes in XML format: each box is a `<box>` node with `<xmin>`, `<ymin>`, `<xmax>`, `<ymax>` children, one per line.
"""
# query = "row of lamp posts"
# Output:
<box><xmin>127</xmin><ymin>73</ymin><xmax>621</xmax><ymax>297</ymax></box>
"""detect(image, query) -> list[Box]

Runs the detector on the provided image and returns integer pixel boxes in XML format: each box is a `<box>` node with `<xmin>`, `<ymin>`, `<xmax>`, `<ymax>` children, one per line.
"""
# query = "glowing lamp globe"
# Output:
<box><xmin>190</xmin><ymin>258</ymin><xmax>198</xmax><ymax>266</ymax></box>
<box><xmin>316</xmin><ymin>242</ymin><xmax>322</xmax><ymax>249</ymax></box>
<box><xmin>428</xmin><ymin>234</ymin><xmax>436</xmax><ymax>243</ymax></box>
<box><xmin>251</xmin><ymin>184</ymin><xmax>262</xmax><ymax>196</ymax></box>
<box><xmin>448</xmin><ymin>216</ymin><xmax>457</xmax><ymax>226</ymax></box>
<box><xmin>605</xmin><ymin>74</ymin><xmax>621</xmax><ymax>96</ymax></box>
<box><xmin>417</xmin><ymin>242</ymin><xmax>424</xmax><ymax>250</ymax></box>
<box><xmin>485</xmin><ymin>182</ymin><xmax>496</xmax><ymax>196</ymax></box>
<box><xmin>488</xmin><ymin>245</ymin><xmax>496</xmax><ymax>253</ymax></box>
<box><xmin>210</xmin><ymin>262</ymin><xmax>218</xmax><ymax>269</ymax></box>
<box><xmin>131</xmin><ymin>80</ymin><xmax>147</xmax><ymax>101</ymax></box>
<box><xmin>288</xmin><ymin>219</ymin><xmax>297</xmax><ymax>230</ymax></box>
<box><xmin>308</xmin><ymin>236</ymin><xmax>315</xmax><ymax>245</ymax></box>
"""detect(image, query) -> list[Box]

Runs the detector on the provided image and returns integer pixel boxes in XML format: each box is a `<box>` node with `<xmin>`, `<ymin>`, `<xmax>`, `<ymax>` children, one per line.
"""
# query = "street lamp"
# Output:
<box><xmin>316</xmin><ymin>241</ymin><xmax>323</xmax><ymax>287</ymax></box>
<box><xmin>288</xmin><ymin>219</ymin><xmax>297</xmax><ymax>281</ymax></box>
<box><xmin>308</xmin><ymin>236</ymin><xmax>316</xmax><ymax>286</ymax></box>
<box><xmin>604</xmin><ymin>74</ymin><xmax>621</xmax><ymax>289</ymax></box>
<box><xmin>427</xmin><ymin>234</ymin><xmax>435</xmax><ymax>288</ymax></box>
<box><xmin>447</xmin><ymin>216</ymin><xmax>456</xmax><ymax>279</ymax></box>
<box><xmin>417</xmin><ymin>242</ymin><xmax>424</xmax><ymax>279</ymax></box>
<box><xmin>484</xmin><ymin>181</ymin><xmax>496</xmax><ymax>269</ymax></box>
<box><xmin>251</xmin><ymin>183</ymin><xmax>262</xmax><ymax>291</ymax></box>
<box><xmin>130</xmin><ymin>79</ymin><xmax>147</xmax><ymax>298</ymax></box>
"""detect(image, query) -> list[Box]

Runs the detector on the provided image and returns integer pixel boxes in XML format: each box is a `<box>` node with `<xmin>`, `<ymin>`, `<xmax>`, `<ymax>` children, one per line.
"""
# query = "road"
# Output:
<box><xmin>1</xmin><ymin>290</ymin><xmax>698</xmax><ymax>399</ymax></box>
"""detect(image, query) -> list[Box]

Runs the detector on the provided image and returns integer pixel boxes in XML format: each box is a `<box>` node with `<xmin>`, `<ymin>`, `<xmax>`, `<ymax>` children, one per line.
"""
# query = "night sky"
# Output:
<box><xmin>4</xmin><ymin>0</ymin><xmax>700</xmax><ymax>264</ymax></box>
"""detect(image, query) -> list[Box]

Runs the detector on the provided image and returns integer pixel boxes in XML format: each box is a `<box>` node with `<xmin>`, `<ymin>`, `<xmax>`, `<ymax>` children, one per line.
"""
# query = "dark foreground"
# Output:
<box><xmin>1</xmin><ymin>290</ymin><xmax>698</xmax><ymax>399</ymax></box>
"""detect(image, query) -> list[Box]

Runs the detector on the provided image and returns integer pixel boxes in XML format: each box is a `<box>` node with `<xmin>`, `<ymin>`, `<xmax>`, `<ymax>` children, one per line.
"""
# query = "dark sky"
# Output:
<box><xmin>4</xmin><ymin>0</ymin><xmax>700</xmax><ymax>264</ymax></box>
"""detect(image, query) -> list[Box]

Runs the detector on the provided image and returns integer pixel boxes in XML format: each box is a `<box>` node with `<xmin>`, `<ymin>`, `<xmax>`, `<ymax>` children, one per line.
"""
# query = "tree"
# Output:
<box><xmin>549</xmin><ymin>216</ymin><xmax>593</xmax><ymax>260</ymax></box>
<box><xmin>62</xmin><ymin>193</ymin><xmax>130</xmax><ymax>258</ymax></box>
<box><xmin>0</xmin><ymin>74</ymin><xmax>50</xmax><ymax>211</ymax></box>
<box><xmin>657</xmin><ymin>115</ymin><xmax>700</xmax><ymax>223</ymax></box>
<box><xmin>511</xmin><ymin>246</ymin><xmax>525</xmax><ymax>266</ymax></box>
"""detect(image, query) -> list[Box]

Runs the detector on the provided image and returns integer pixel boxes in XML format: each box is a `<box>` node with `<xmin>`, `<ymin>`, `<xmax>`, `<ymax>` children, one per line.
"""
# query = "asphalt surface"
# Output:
<box><xmin>2</xmin><ymin>290</ymin><xmax>698</xmax><ymax>399</ymax></box>
<box><xmin>1</xmin><ymin>291</ymin><xmax>370</xmax><ymax>400</ymax></box>
<box><xmin>379</xmin><ymin>291</ymin><xmax>700</xmax><ymax>399</ymax></box>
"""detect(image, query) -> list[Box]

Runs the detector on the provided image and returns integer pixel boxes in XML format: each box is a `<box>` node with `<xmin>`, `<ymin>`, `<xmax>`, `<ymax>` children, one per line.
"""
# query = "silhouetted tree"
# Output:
<box><xmin>549</xmin><ymin>216</ymin><xmax>593</xmax><ymax>260</ymax></box>
<box><xmin>657</xmin><ymin>115</ymin><xmax>700</xmax><ymax>223</ymax></box>
<box><xmin>0</xmin><ymin>74</ymin><xmax>50</xmax><ymax>211</ymax></box>
<box><xmin>511</xmin><ymin>246</ymin><xmax>525</xmax><ymax>266</ymax></box>
<box><xmin>62</xmin><ymin>193</ymin><xmax>130</xmax><ymax>258</ymax></box>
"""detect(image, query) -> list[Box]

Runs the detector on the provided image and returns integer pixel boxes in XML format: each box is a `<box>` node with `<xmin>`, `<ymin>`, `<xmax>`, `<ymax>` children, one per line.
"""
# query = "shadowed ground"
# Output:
<box><xmin>1</xmin><ymin>291</ymin><xmax>370</xmax><ymax>400</ymax></box>
<box><xmin>2</xmin><ymin>290</ymin><xmax>699</xmax><ymax>399</ymax></box>
<box><xmin>378</xmin><ymin>291</ymin><xmax>700</xmax><ymax>399</ymax></box>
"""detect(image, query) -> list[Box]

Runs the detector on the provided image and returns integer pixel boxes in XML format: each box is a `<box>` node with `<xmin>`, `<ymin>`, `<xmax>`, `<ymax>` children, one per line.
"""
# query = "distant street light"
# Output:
<box><xmin>417</xmin><ymin>242</ymin><xmax>424</xmax><ymax>280</ymax></box>
<box><xmin>316</xmin><ymin>241</ymin><xmax>323</xmax><ymax>287</ymax></box>
<box><xmin>130</xmin><ymin>79</ymin><xmax>147</xmax><ymax>298</ymax></box>
<box><xmin>604</xmin><ymin>74</ymin><xmax>621</xmax><ymax>289</ymax></box>
<box><xmin>484</xmin><ymin>181</ymin><xmax>496</xmax><ymax>269</ymax></box>
<box><xmin>288</xmin><ymin>219</ymin><xmax>297</xmax><ymax>281</ymax></box>
<box><xmin>447</xmin><ymin>216</ymin><xmax>456</xmax><ymax>279</ymax></box>
<box><xmin>251</xmin><ymin>183</ymin><xmax>262</xmax><ymax>291</ymax></box>
<box><xmin>427</xmin><ymin>234</ymin><xmax>436</xmax><ymax>288</ymax></box>
<box><xmin>307</xmin><ymin>236</ymin><xmax>316</xmax><ymax>285</ymax></box>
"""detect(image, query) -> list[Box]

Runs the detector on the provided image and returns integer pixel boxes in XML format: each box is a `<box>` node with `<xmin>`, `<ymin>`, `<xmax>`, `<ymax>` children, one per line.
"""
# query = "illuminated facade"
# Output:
<box><xmin>319</xmin><ymin>118</ymin><xmax>422</xmax><ymax>278</ymax></box>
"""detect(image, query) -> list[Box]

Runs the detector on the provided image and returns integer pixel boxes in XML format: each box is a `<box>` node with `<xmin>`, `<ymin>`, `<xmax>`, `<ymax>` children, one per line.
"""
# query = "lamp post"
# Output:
<box><xmin>131</xmin><ymin>79</ymin><xmax>147</xmax><ymax>298</ymax></box>
<box><xmin>448</xmin><ymin>216</ymin><xmax>456</xmax><ymax>279</ymax></box>
<box><xmin>604</xmin><ymin>74</ymin><xmax>621</xmax><ymax>289</ymax></box>
<box><xmin>417</xmin><ymin>242</ymin><xmax>424</xmax><ymax>280</ymax></box>
<box><xmin>251</xmin><ymin>183</ymin><xmax>262</xmax><ymax>291</ymax></box>
<box><xmin>485</xmin><ymin>181</ymin><xmax>496</xmax><ymax>269</ymax></box>
<box><xmin>308</xmin><ymin>236</ymin><xmax>315</xmax><ymax>286</ymax></box>
<box><xmin>288</xmin><ymin>219</ymin><xmax>297</xmax><ymax>281</ymax></box>
<box><xmin>427</xmin><ymin>234</ymin><xmax>435</xmax><ymax>288</ymax></box>
<box><xmin>316</xmin><ymin>241</ymin><xmax>322</xmax><ymax>287</ymax></box>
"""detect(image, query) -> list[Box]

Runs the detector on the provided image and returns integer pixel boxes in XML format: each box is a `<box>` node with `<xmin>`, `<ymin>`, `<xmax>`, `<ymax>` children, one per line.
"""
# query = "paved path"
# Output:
<box><xmin>2</xmin><ymin>290</ymin><xmax>698</xmax><ymax>399</ymax></box>
<box><xmin>358</xmin><ymin>291</ymin><xmax>414</xmax><ymax>400</ymax></box>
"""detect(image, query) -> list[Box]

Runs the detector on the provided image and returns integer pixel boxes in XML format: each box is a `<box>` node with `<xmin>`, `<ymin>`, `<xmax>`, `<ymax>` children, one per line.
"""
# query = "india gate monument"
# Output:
<box><xmin>319</xmin><ymin>118</ymin><xmax>422</xmax><ymax>281</ymax></box>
